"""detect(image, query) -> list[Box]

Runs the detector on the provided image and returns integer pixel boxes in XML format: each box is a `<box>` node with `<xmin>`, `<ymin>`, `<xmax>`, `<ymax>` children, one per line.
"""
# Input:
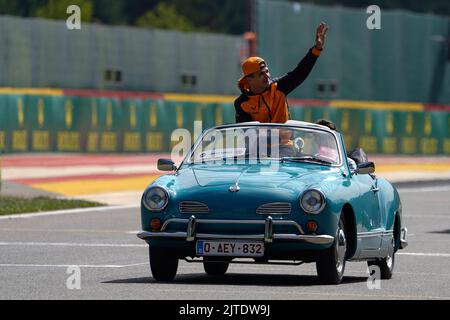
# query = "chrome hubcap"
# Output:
<box><xmin>336</xmin><ymin>228</ymin><xmax>346</xmax><ymax>274</ymax></box>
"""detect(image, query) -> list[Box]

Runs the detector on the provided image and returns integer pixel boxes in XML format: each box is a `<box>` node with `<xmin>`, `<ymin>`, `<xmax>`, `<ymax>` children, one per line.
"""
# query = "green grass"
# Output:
<box><xmin>0</xmin><ymin>196</ymin><xmax>104</xmax><ymax>215</ymax></box>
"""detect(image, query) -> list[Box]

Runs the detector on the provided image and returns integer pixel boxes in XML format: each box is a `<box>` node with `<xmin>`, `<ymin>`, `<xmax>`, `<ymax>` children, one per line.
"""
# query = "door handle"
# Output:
<box><xmin>371</xmin><ymin>187</ymin><xmax>380</xmax><ymax>193</ymax></box>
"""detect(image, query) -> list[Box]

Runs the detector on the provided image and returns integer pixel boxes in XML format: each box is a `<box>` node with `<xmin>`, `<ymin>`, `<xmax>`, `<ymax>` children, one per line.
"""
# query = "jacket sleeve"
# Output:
<box><xmin>234</xmin><ymin>95</ymin><xmax>252</xmax><ymax>123</ymax></box>
<box><xmin>275</xmin><ymin>47</ymin><xmax>321</xmax><ymax>96</ymax></box>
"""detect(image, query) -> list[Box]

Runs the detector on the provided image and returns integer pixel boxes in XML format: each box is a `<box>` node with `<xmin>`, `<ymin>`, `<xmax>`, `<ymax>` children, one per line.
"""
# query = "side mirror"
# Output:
<box><xmin>356</xmin><ymin>161</ymin><xmax>375</xmax><ymax>175</ymax></box>
<box><xmin>157</xmin><ymin>159</ymin><xmax>177</xmax><ymax>171</ymax></box>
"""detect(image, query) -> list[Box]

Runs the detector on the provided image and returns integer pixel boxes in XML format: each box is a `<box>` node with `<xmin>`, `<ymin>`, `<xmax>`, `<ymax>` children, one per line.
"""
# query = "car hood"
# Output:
<box><xmin>169</xmin><ymin>162</ymin><xmax>342</xmax><ymax>195</ymax></box>
<box><xmin>149</xmin><ymin>162</ymin><xmax>343</xmax><ymax>216</ymax></box>
<box><xmin>192</xmin><ymin>163</ymin><xmax>333</xmax><ymax>188</ymax></box>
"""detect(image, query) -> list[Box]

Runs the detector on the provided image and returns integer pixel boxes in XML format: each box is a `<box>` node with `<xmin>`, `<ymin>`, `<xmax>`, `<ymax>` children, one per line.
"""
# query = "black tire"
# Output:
<box><xmin>203</xmin><ymin>258</ymin><xmax>229</xmax><ymax>276</ymax></box>
<box><xmin>316</xmin><ymin>215</ymin><xmax>347</xmax><ymax>284</ymax></box>
<box><xmin>149</xmin><ymin>246</ymin><xmax>178</xmax><ymax>282</ymax></box>
<box><xmin>368</xmin><ymin>237</ymin><xmax>395</xmax><ymax>279</ymax></box>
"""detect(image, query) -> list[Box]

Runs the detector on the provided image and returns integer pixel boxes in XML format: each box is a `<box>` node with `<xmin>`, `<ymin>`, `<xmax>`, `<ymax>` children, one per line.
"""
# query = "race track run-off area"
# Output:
<box><xmin>0</xmin><ymin>186</ymin><xmax>449</xmax><ymax>300</ymax></box>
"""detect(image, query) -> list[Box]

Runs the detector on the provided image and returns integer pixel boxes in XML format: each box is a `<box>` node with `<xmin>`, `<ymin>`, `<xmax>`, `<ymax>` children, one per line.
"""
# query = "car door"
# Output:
<box><xmin>353</xmin><ymin>173</ymin><xmax>383</xmax><ymax>250</ymax></box>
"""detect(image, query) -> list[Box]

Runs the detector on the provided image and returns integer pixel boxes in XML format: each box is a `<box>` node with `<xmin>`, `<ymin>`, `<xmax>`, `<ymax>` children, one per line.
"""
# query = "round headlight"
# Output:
<box><xmin>300</xmin><ymin>189</ymin><xmax>326</xmax><ymax>214</ymax></box>
<box><xmin>143</xmin><ymin>187</ymin><xmax>169</xmax><ymax>211</ymax></box>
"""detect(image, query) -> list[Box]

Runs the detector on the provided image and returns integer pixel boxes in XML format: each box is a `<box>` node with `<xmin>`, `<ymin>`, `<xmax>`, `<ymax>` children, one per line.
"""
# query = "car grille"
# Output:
<box><xmin>256</xmin><ymin>202</ymin><xmax>292</xmax><ymax>215</ymax></box>
<box><xmin>179</xmin><ymin>201</ymin><xmax>210</xmax><ymax>214</ymax></box>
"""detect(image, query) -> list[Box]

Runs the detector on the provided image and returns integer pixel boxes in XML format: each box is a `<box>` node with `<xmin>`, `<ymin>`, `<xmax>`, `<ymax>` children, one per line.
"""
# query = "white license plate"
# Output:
<box><xmin>196</xmin><ymin>240</ymin><xmax>264</xmax><ymax>257</ymax></box>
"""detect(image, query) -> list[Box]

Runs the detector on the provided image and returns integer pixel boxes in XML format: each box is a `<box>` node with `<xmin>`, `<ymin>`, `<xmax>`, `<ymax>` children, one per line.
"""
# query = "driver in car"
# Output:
<box><xmin>234</xmin><ymin>23</ymin><xmax>328</xmax><ymax>124</ymax></box>
<box><xmin>234</xmin><ymin>19</ymin><xmax>330</xmax><ymax>159</ymax></box>
<box><xmin>267</xmin><ymin>129</ymin><xmax>304</xmax><ymax>158</ymax></box>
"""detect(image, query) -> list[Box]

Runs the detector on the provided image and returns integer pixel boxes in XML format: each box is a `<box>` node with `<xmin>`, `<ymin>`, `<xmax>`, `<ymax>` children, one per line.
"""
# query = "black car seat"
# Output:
<box><xmin>347</xmin><ymin>148</ymin><xmax>368</xmax><ymax>165</ymax></box>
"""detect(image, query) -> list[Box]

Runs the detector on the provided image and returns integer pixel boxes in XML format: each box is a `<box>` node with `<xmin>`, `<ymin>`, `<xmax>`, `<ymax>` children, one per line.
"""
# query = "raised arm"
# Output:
<box><xmin>276</xmin><ymin>22</ymin><xmax>328</xmax><ymax>96</ymax></box>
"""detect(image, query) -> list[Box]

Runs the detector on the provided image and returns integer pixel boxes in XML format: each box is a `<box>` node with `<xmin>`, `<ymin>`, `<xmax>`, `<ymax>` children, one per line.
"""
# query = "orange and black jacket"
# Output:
<box><xmin>235</xmin><ymin>47</ymin><xmax>322</xmax><ymax>123</ymax></box>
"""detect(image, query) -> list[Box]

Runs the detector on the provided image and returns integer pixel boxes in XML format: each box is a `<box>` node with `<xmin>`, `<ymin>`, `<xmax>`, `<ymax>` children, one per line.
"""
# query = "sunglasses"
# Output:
<box><xmin>247</xmin><ymin>67</ymin><xmax>269</xmax><ymax>79</ymax></box>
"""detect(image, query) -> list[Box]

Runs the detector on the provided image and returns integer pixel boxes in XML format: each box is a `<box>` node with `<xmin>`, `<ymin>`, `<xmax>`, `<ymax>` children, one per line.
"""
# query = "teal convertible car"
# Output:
<box><xmin>137</xmin><ymin>121</ymin><xmax>408</xmax><ymax>284</ymax></box>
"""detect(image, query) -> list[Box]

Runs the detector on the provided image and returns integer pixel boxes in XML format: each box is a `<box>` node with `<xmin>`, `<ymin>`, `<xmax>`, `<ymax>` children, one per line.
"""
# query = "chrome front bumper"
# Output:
<box><xmin>137</xmin><ymin>216</ymin><xmax>335</xmax><ymax>245</ymax></box>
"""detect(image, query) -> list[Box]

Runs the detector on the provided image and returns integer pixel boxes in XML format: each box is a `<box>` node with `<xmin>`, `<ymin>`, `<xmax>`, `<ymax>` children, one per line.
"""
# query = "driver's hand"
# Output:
<box><xmin>315</xmin><ymin>22</ymin><xmax>328</xmax><ymax>50</ymax></box>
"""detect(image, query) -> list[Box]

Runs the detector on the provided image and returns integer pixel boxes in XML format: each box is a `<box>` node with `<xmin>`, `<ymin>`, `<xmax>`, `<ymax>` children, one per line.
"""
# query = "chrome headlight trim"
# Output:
<box><xmin>300</xmin><ymin>189</ymin><xmax>326</xmax><ymax>214</ymax></box>
<box><xmin>142</xmin><ymin>186</ymin><xmax>169</xmax><ymax>212</ymax></box>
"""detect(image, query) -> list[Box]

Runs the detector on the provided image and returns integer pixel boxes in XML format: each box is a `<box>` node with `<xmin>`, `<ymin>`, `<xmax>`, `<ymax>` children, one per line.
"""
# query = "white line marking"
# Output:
<box><xmin>318</xmin><ymin>269</ymin><xmax>450</xmax><ymax>277</ymax></box>
<box><xmin>0</xmin><ymin>205</ymin><xmax>139</xmax><ymax>220</ymax></box>
<box><xmin>404</xmin><ymin>215</ymin><xmax>450</xmax><ymax>218</ymax></box>
<box><xmin>0</xmin><ymin>228</ymin><xmax>138</xmax><ymax>234</ymax></box>
<box><xmin>0</xmin><ymin>263</ymin><xmax>147</xmax><ymax>268</ymax></box>
<box><xmin>0</xmin><ymin>241</ymin><xmax>448</xmax><ymax>257</ymax></box>
<box><xmin>398</xmin><ymin>186</ymin><xmax>450</xmax><ymax>193</ymax></box>
<box><xmin>0</xmin><ymin>242</ymin><xmax>146</xmax><ymax>248</ymax></box>
<box><xmin>122</xmin><ymin>262</ymin><xmax>148</xmax><ymax>267</ymax></box>
<box><xmin>391</xmin><ymin>271</ymin><xmax>450</xmax><ymax>277</ymax></box>
<box><xmin>2</xmin><ymin>165</ymin><xmax>158</xmax><ymax>180</ymax></box>
<box><xmin>397</xmin><ymin>252</ymin><xmax>450</xmax><ymax>257</ymax></box>
<box><xmin>180</xmin><ymin>263</ymin><xmax>450</xmax><ymax>277</ymax></box>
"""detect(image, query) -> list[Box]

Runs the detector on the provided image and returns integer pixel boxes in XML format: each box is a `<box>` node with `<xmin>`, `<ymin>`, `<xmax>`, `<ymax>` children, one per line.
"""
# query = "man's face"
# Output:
<box><xmin>247</xmin><ymin>67</ymin><xmax>270</xmax><ymax>93</ymax></box>
<box><xmin>279</xmin><ymin>129</ymin><xmax>293</xmax><ymax>141</ymax></box>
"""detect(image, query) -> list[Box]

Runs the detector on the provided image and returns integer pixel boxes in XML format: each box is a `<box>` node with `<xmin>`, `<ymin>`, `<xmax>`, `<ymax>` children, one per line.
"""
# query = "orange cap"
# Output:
<box><xmin>241</xmin><ymin>57</ymin><xmax>267</xmax><ymax>77</ymax></box>
<box><xmin>237</xmin><ymin>57</ymin><xmax>267</xmax><ymax>91</ymax></box>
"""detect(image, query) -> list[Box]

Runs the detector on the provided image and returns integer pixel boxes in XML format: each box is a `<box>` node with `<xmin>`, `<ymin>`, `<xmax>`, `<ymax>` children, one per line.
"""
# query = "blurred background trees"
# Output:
<box><xmin>34</xmin><ymin>0</ymin><xmax>93</xmax><ymax>21</ymax></box>
<box><xmin>136</xmin><ymin>3</ymin><xmax>197</xmax><ymax>32</ymax></box>
<box><xmin>0</xmin><ymin>0</ymin><xmax>449</xmax><ymax>34</ymax></box>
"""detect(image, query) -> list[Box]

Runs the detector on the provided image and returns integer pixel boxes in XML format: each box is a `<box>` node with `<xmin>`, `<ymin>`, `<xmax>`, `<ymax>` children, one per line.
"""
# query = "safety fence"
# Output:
<box><xmin>0</xmin><ymin>89</ymin><xmax>449</xmax><ymax>155</ymax></box>
<box><xmin>0</xmin><ymin>16</ymin><xmax>245</xmax><ymax>95</ymax></box>
<box><xmin>257</xmin><ymin>0</ymin><xmax>450</xmax><ymax>104</ymax></box>
<box><xmin>1</xmin><ymin>6</ymin><xmax>449</xmax><ymax>103</ymax></box>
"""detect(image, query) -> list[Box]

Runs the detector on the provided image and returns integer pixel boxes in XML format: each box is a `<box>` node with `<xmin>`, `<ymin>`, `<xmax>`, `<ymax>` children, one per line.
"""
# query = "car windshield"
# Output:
<box><xmin>186</xmin><ymin>125</ymin><xmax>341</xmax><ymax>166</ymax></box>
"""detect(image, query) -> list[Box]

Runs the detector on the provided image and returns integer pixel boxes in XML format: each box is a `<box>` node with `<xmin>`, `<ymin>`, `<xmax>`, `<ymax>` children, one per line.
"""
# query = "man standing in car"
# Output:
<box><xmin>235</xmin><ymin>22</ymin><xmax>328</xmax><ymax>123</ymax></box>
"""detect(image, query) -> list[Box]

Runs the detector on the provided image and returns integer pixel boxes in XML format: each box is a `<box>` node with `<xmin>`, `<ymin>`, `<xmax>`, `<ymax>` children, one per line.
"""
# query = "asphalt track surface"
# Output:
<box><xmin>0</xmin><ymin>185</ymin><xmax>449</xmax><ymax>300</ymax></box>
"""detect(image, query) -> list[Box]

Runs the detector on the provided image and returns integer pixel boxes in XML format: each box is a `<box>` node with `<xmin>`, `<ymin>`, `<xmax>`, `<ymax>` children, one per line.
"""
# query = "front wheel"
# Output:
<box><xmin>316</xmin><ymin>215</ymin><xmax>347</xmax><ymax>284</ymax></box>
<box><xmin>368</xmin><ymin>237</ymin><xmax>395</xmax><ymax>279</ymax></box>
<box><xmin>149</xmin><ymin>246</ymin><xmax>178</xmax><ymax>282</ymax></box>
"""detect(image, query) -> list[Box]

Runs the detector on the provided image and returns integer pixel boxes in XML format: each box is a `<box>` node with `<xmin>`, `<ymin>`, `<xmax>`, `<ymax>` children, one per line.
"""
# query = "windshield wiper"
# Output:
<box><xmin>281</xmin><ymin>156</ymin><xmax>333</xmax><ymax>165</ymax></box>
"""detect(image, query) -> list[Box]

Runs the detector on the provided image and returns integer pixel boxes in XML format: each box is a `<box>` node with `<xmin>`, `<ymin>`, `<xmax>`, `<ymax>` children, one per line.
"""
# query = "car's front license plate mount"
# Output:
<box><xmin>196</xmin><ymin>240</ymin><xmax>264</xmax><ymax>257</ymax></box>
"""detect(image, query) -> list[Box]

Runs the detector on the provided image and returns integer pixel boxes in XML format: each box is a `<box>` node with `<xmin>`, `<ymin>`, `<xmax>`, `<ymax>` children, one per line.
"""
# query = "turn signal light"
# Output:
<box><xmin>306</xmin><ymin>221</ymin><xmax>318</xmax><ymax>233</ymax></box>
<box><xmin>151</xmin><ymin>219</ymin><xmax>161</xmax><ymax>231</ymax></box>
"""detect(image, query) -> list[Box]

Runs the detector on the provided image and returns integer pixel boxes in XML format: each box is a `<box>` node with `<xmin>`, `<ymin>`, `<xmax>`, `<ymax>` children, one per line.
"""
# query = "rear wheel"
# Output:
<box><xmin>368</xmin><ymin>236</ymin><xmax>395</xmax><ymax>279</ymax></box>
<box><xmin>203</xmin><ymin>257</ymin><xmax>229</xmax><ymax>276</ymax></box>
<box><xmin>316</xmin><ymin>215</ymin><xmax>347</xmax><ymax>284</ymax></box>
<box><xmin>149</xmin><ymin>246</ymin><xmax>178</xmax><ymax>282</ymax></box>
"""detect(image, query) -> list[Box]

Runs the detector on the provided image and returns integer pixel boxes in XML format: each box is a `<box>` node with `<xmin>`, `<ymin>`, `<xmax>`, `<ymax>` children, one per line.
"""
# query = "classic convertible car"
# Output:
<box><xmin>137</xmin><ymin>120</ymin><xmax>408</xmax><ymax>284</ymax></box>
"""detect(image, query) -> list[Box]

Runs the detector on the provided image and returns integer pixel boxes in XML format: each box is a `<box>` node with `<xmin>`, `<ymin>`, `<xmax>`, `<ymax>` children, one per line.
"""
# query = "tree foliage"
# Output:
<box><xmin>288</xmin><ymin>0</ymin><xmax>450</xmax><ymax>16</ymax></box>
<box><xmin>0</xmin><ymin>0</ymin><xmax>449</xmax><ymax>34</ymax></box>
<box><xmin>33</xmin><ymin>0</ymin><xmax>93</xmax><ymax>21</ymax></box>
<box><xmin>136</xmin><ymin>3</ymin><xmax>196</xmax><ymax>32</ymax></box>
<box><xmin>92</xmin><ymin>0</ymin><xmax>126</xmax><ymax>24</ymax></box>
<box><xmin>0</xmin><ymin>0</ymin><xmax>45</xmax><ymax>16</ymax></box>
